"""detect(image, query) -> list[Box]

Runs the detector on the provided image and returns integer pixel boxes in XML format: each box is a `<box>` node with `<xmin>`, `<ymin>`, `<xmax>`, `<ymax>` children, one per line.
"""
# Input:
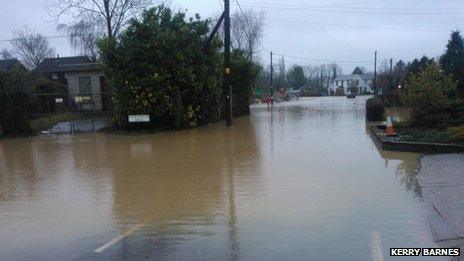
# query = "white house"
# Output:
<box><xmin>329</xmin><ymin>73</ymin><xmax>374</xmax><ymax>95</ymax></box>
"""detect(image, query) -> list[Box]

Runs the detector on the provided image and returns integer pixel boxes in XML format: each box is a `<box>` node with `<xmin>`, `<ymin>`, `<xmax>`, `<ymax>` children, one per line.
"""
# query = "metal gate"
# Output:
<box><xmin>31</xmin><ymin>92</ymin><xmax>113</xmax><ymax>134</ymax></box>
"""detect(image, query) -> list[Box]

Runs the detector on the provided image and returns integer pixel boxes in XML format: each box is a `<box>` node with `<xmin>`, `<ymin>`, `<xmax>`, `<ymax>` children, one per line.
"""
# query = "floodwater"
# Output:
<box><xmin>0</xmin><ymin>97</ymin><xmax>442</xmax><ymax>260</ymax></box>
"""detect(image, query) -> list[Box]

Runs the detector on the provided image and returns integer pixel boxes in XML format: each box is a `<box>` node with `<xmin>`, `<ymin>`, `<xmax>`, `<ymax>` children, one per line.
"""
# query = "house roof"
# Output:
<box><xmin>0</xmin><ymin>59</ymin><xmax>26</xmax><ymax>71</ymax></box>
<box><xmin>59</xmin><ymin>63</ymin><xmax>103</xmax><ymax>73</ymax></box>
<box><xmin>38</xmin><ymin>56</ymin><xmax>92</xmax><ymax>73</ymax></box>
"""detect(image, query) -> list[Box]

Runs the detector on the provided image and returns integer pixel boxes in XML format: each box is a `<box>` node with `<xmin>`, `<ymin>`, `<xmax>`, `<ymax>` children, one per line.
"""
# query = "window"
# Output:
<box><xmin>52</xmin><ymin>73</ymin><xmax>59</xmax><ymax>80</ymax></box>
<box><xmin>79</xmin><ymin>77</ymin><xmax>92</xmax><ymax>94</ymax></box>
<box><xmin>356</xmin><ymin>80</ymin><xmax>359</xmax><ymax>85</ymax></box>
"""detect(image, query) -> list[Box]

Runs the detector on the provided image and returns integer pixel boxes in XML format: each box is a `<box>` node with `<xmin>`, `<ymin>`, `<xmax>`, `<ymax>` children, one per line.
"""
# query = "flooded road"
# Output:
<box><xmin>0</xmin><ymin>97</ymin><xmax>440</xmax><ymax>260</ymax></box>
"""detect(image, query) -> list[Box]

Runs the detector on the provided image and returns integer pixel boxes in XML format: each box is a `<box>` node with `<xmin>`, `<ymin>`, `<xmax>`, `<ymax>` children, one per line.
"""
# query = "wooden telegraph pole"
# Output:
<box><xmin>270</xmin><ymin>51</ymin><xmax>274</xmax><ymax>105</ymax></box>
<box><xmin>374</xmin><ymin>51</ymin><xmax>378</xmax><ymax>98</ymax></box>
<box><xmin>224</xmin><ymin>0</ymin><xmax>233</xmax><ymax>126</ymax></box>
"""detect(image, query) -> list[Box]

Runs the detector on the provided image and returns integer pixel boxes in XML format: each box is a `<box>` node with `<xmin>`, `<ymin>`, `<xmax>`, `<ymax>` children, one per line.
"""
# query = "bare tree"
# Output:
<box><xmin>379</xmin><ymin>59</ymin><xmax>390</xmax><ymax>74</ymax></box>
<box><xmin>230</xmin><ymin>8</ymin><xmax>265</xmax><ymax>60</ymax></box>
<box><xmin>57</xmin><ymin>15</ymin><xmax>104</xmax><ymax>61</ymax></box>
<box><xmin>1</xmin><ymin>49</ymin><xmax>15</xmax><ymax>60</ymax></box>
<box><xmin>275</xmin><ymin>55</ymin><xmax>286</xmax><ymax>88</ymax></box>
<box><xmin>10</xmin><ymin>27</ymin><xmax>55</xmax><ymax>70</ymax></box>
<box><xmin>327</xmin><ymin>63</ymin><xmax>342</xmax><ymax>80</ymax></box>
<box><xmin>304</xmin><ymin>63</ymin><xmax>342</xmax><ymax>90</ymax></box>
<box><xmin>47</xmin><ymin>0</ymin><xmax>156</xmax><ymax>40</ymax></box>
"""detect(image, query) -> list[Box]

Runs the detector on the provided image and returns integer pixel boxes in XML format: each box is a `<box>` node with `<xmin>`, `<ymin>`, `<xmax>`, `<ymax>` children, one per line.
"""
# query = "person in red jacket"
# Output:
<box><xmin>265</xmin><ymin>96</ymin><xmax>271</xmax><ymax>110</ymax></box>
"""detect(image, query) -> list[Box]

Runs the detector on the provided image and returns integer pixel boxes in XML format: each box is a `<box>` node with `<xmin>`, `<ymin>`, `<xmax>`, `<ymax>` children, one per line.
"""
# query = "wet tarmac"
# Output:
<box><xmin>0</xmin><ymin>96</ymin><xmax>443</xmax><ymax>260</ymax></box>
<box><xmin>49</xmin><ymin>116</ymin><xmax>111</xmax><ymax>134</ymax></box>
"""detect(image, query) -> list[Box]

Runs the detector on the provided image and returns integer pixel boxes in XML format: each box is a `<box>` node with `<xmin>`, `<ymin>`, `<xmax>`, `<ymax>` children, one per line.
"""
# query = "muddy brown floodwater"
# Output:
<box><xmin>0</xmin><ymin>97</ymin><xmax>444</xmax><ymax>260</ymax></box>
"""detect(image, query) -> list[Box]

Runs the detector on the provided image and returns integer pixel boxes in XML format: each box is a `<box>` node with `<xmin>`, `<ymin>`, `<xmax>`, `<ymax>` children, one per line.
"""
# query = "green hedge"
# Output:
<box><xmin>0</xmin><ymin>67</ymin><xmax>33</xmax><ymax>136</ymax></box>
<box><xmin>101</xmin><ymin>6</ymin><xmax>260</xmax><ymax>129</ymax></box>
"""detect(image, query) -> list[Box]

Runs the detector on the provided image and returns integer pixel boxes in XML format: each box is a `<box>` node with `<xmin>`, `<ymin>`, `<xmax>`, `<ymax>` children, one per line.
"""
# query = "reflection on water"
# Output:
<box><xmin>0</xmin><ymin>97</ymin><xmax>440</xmax><ymax>260</ymax></box>
<box><xmin>370</xmin><ymin>143</ymin><xmax>423</xmax><ymax>199</ymax></box>
<box><xmin>395</xmin><ymin>157</ymin><xmax>422</xmax><ymax>198</ymax></box>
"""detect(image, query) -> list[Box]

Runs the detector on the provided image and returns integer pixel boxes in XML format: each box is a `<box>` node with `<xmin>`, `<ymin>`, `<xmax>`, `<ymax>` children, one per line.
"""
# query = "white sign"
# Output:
<box><xmin>128</xmin><ymin>115</ymin><xmax>150</xmax><ymax>123</ymax></box>
<box><xmin>55</xmin><ymin>98</ymin><xmax>64</xmax><ymax>103</ymax></box>
<box><xmin>75</xmin><ymin>96</ymin><xmax>91</xmax><ymax>103</ymax></box>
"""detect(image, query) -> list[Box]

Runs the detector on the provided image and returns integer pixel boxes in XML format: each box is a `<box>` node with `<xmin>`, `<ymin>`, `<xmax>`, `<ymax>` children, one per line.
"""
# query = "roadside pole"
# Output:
<box><xmin>374</xmin><ymin>51</ymin><xmax>378</xmax><ymax>98</ymax></box>
<box><xmin>224</xmin><ymin>0</ymin><xmax>233</xmax><ymax>127</ymax></box>
<box><xmin>270</xmin><ymin>51</ymin><xmax>274</xmax><ymax>105</ymax></box>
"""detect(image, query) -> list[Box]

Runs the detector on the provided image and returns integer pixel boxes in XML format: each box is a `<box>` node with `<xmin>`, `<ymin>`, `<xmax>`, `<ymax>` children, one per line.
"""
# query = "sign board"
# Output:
<box><xmin>55</xmin><ymin>98</ymin><xmax>64</xmax><ymax>103</ymax></box>
<box><xmin>128</xmin><ymin>115</ymin><xmax>150</xmax><ymax>123</ymax></box>
<box><xmin>75</xmin><ymin>96</ymin><xmax>91</xmax><ymax>103</ymax></box>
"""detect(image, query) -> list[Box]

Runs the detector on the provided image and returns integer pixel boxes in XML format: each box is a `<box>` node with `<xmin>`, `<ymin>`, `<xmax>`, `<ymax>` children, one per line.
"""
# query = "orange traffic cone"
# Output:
<box><xmin>385</xmin><ymin>116</ymin><xmax>395</xmax><ymax>137</ymax></box>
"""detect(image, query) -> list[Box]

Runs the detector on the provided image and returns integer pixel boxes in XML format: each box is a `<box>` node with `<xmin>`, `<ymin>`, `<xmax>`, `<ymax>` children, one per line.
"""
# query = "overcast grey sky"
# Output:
<box><xmin>0</xmin><ymin>0</ymin><xmax>463</xmax><ymax>73</ymax></box>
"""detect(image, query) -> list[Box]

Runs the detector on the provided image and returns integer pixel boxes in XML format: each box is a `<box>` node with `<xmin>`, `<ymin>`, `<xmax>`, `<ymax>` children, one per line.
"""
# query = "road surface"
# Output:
<box><xmin>0</xmin><ymin>96</ymin><xmax>442</xmax><ymax>260</ymax></box>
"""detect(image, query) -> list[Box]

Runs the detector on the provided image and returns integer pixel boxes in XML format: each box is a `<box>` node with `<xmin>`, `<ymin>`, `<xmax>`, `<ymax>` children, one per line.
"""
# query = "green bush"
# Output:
<box><xmin>231</xmin><ymin>50</ymin><xmax>261</xmax><ymax>117</ymax></box>
<box><xmin>0</xmin><ymin>67</ymin><xmax>33</xmax><ymax>136</ymax></box>
<box><xmin>401</xmin><ymin>65</ymin><xmax>460</xmax><ymax>129</ymax></box>
<box><xmin>100</xmin><ymin>7</ymin><xmax>223</xmax><ymax>128</ymax></box>
<box><xmin>32</xmin><ymin>78</ymin><xmax>68</xmax><ymax>113</ymax></box>
<box><xmin>101</xmin><ymin>6</ymin><xmax>260</xmax><ymax>129</ymax></box>
<box><xmin>447</xmin><ymin>125</ymin><xmax>464</xmax><ymax>142</ymax></box>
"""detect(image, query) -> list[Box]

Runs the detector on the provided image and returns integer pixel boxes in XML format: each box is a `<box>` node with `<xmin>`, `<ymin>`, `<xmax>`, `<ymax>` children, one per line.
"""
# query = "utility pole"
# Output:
<box><xmin>224</xmin><ymin>0</ymin><xmax>233</xmax><ymax>126</ymax></box>
<box><xmin>374</xmin><ymin>51</ymin><xmax>378</xmax><ymax>98</ymax></box>
<box><xmin>270</xmin><ymin>51</ymin><xmax>274</xmax><ymax>105</ymax></box>
<box><xmin>390</xmin><ymin>58</ymin><xmax>393</xmax><ymax>73</ymax></box>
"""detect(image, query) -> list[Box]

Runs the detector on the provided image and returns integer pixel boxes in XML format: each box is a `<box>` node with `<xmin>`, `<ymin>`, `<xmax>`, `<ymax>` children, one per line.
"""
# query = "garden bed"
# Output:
<box><xmin>368</xmin><ymin>124</ymin><xmax>464</xmax><ymax>153</ymax></box>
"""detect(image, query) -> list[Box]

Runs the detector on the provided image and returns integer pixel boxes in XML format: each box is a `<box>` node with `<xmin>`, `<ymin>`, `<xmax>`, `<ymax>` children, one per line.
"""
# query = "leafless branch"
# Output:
<box><xmin>46</xmin><ymin>0</ymin><xmax>158</xmax><ymax>39</ymax></box>
<box><xmin>9</xmin><ymin>27</ymin><xmax>55</xmax><ymax>70</ymax></box>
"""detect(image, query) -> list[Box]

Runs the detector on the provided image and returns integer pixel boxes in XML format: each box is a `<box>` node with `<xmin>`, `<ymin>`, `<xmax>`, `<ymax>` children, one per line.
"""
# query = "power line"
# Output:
<box><xmin>273</xmin><ymin>52</ymin><xmax>374</xmax><ymax>65</ymax></box>
<box><xmin>241</xmin><ymin>0</ymin><xmax>394</xmax><ymax>8</ymax></box>
<box><xmin>268</xmin><ymin>18</ymin><xmax>447</xmax><ymax>32</ymax></box>
<box><xmin>239</xmin><ymin>1</ymin><xmax>463</xmax><ymax>12</ymax></box>
<box><xmin>231</xmin><ymin>3</ymin><xmax>464</xmax><ymax>15</ymax></box>
<box><xmin>232</xmin><ymin>0</ymin><xmax>376</xmax><ymax>65</ymax></box>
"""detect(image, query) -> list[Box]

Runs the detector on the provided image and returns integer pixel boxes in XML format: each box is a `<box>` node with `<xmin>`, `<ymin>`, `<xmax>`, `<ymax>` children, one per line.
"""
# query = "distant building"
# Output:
<box><xmin>329</xmin><ymin>73</ymin><xmax>374</xmax><ymax>95</ymax></box>
<box><xmin>36</xmin><ymin>56</ymin><xmax>111</xmax><ymax>111</ymax></box>
<box><xmin>0</xmin><ymin>59</ymin><xmax>27</xmax><ymax>72</ymax></box>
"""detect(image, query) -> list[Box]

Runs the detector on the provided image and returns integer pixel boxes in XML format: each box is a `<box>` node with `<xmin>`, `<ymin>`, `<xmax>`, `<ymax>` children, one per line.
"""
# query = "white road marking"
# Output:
<box><xmin>371</xmin><ymin>231</ymin><xmax>384</xmax><ymax>261</ymax></box>
<box><xmin>94</xmin><ymin>221</ymin><xmax>150</xmax><ymax>253</ymax></box>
